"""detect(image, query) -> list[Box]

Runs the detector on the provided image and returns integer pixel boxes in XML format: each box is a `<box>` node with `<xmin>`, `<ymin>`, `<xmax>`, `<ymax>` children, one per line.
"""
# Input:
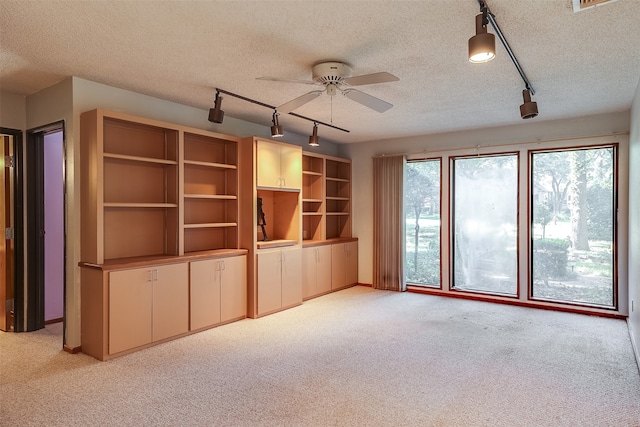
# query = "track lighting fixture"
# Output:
<box><xmin>270</xmin><ymin>111</ymin><xmax>283</xmax><ymax>137</ymax></box>
<box><xmin>308</xmin><ymin>123</ymin><xmax>319</xmax><ymax>147</ymax></box>
<box><xmin>468</xmin><ymin>7</ymin><xmax>495</xmax><ymax>63</ymax></box>
<box><xmin>208</xmin><ymin>91</ymin><xmax>224</xmax><ymax>124</ymax></box>
<box><xmin>520</xmin><ymin>89</ymin><xmax>538</xmax><ymax>119</ymax></box>
<box><xmin>469</xmin><ymin>0</ymin><xmax>539</xmax><ymax>120</ymax></box>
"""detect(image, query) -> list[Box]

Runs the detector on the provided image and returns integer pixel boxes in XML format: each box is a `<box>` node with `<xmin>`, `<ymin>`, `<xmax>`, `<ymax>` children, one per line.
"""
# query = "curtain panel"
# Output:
<box><xmin>373</xmin><ymin>155</ymin><xmax>406</xmax><ymax>291</ymax></box>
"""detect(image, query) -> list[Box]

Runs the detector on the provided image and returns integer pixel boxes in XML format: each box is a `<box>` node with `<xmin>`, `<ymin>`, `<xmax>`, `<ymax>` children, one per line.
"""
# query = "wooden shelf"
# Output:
<box><xmin>303</xmin><ymin>212</ymin><xmax>323</xmax><ymax>216</ymax></box>
<box><xmin>104</xmin><ymin>202</ymin><xmax>178</xmax><ymax>208</ymax></box>
<box><xmin>326</xmin><ymin>196</ymin><xmax>349</xmax><ymax>201</ymax></box>
<box><xmin>303</xmin><ymin>198</ymin><xmax>323</xmax><ymax>203</ymax></box>
<box><xmin>326</xmin><ymin>212</ymin><xmax>350</xmax><ymax>216</ymax></box>
<box><xmin>184</xmin><ymin>194</ymin><xmax>237</xmax><ymax>200</ymax></box>
<box><xmin>184</xmin><ymin>159</ymin><xmax>237</xmax><ymax>170</ymax></box>
<box><xmin>104</xmin><ymin>152</ymin><xmax>177</xmax><ymax>165</ymax></box>
<box><xmin>184</xmin><ymin>223</ymin><xmax>238</xmax><ymax>229</ymax></box>
<box><xmin>325</xmin><ymin>176</ymin><xmax>349</xmax><ymax>183</ymax></box>
<box><xmin>303</xmin><ymin>170</ymin><xmax>323</xmax><ymax>176</ymax></box>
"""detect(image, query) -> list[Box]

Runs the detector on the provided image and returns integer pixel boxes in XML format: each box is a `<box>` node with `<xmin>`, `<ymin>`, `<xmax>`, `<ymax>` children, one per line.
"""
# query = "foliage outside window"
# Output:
<box><xmin>405</xmin><ymin>160</ymin><xmax>441</xmax><ymax>287</ymax></box>
<box><xmin>531</xmin><ymin>147</ymin><xmax>615</xmax><ymax>307</ymax></box>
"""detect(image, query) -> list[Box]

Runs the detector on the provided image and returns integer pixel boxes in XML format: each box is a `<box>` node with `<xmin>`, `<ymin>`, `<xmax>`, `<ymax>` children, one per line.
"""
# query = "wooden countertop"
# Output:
<box><xmin>79</xmin><ymin>248</ymin><xmax>249</xmax><ymax>271</ymax></box>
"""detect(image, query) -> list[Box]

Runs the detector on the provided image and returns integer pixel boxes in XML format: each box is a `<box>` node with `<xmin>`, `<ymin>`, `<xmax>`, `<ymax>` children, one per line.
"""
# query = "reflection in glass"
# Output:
<box><xmin>453</xmin><ymin>155</ymin><xmax>518</xmax><ymax>295</ymax></box>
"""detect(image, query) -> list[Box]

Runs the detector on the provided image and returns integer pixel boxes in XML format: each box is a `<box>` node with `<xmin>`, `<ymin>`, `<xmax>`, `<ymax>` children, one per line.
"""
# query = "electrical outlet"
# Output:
<box><xmin>632</xmin><ymin>300</ymin><xmax>635</xmax><ymax>312</ymax></box>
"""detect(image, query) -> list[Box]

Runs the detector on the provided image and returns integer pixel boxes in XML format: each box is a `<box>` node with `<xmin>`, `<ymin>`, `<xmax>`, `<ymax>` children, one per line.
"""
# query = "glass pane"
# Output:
<box><xmin>453</xmin><ymin>155</ymin><xmax>518</xmax><ymax>295</ymax></box>
<box><xmin>405</xmin><ymin>160</ymin><xmax>441</xmax><ymax>287</ymax></box>
<box><xmin>531</xmin><ymin>147</ymin><xmax>615</xmax><ymax>307</ymax></box>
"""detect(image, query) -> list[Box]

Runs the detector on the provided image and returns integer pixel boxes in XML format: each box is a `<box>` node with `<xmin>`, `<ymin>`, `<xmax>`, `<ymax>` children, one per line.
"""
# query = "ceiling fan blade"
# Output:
<box><xmin>256</xmin><ymin>76</ymin><xmax>318</xmax><ymax>85</ymax></box>
<box><xmin>277</xmin><ymin>90</ymin><xmax>324</xmax><ymax>113</ymax></box>
<box><xmin>343</xmin><ymin>89</ymin><xmax>393</xmax><ymax>113</ymax></box>
<box><xmin>343</xmin><ymin>72</ymin><xmax>399</xmax><ymax>86</ymax></box>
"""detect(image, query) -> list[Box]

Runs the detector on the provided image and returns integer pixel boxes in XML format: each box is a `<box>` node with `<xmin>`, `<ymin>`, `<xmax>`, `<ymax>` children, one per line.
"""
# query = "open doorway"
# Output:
<box><xmin>24</xmin><ymin>122</ymin><xmax>65</xmax><ymax>333</ymax></box>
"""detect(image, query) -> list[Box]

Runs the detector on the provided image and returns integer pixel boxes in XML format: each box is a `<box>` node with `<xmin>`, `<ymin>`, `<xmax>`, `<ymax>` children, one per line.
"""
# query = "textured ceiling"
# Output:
<box><xmin>1</xmin><ymin>0</ymin><xmax>639</xmax><ymax>144</ymax></box>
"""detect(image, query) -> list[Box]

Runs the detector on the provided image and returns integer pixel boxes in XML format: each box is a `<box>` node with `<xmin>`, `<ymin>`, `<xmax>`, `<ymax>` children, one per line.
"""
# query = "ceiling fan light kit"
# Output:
<box><xmin>259</xmin><ymin>61</ymin><xmax>399</xmax><ymax>114</ymax></box>
<box><xmin>470</xmin><ymin>0</ymin><xmax>539</xmax><ymax>119</ymax></box>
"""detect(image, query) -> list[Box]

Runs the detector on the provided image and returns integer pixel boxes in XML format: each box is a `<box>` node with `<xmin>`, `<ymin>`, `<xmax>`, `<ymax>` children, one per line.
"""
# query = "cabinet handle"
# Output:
<box><xmin>220</xmin><ymin>260</ymin><xmax>226</xmax><ymax>271</ymax></box>
<box><xmin>148</xmin><ymin>270</ymin><xmax>153</xmax><ymax>282</ymax></box>
<box><xmin>153</xmin><ymin>269</ymin><xmax>159</xmax><ymax>281</ymax></box>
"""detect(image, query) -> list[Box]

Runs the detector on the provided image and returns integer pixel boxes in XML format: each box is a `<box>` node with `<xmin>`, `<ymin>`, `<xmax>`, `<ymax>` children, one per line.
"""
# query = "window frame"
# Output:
<box><xmin>527</xmin><ymin>143</ymin><xmax>619</xmax><ymax>310</ymax></box>
<box><xmin>449</xmin><ymin>151</ymin><xmax>521</xmax><ymax>299</ymax></box>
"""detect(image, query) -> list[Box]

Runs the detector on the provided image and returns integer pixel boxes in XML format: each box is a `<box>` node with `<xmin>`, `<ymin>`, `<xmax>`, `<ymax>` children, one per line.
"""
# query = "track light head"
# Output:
<box><xmin>270</xmin><ymin>111</ymin><xmax>284</xmax><ymax>137</ymax></box>
<box><xmin>308</xmin><ymin>123</ymin><xmax>319</xmax><ymax>147</ymax></box>
<box><xmin>208</xmin><ymin>92</ymin><xmax>224</xmax><ymax>124</ymax></box>
<box><xmin>469</xmin><ymin>11</ymin><xmax>495</xmax><ymax>63</ymax></box>
<box><xmin>520</xmin><ymin>89</ymin><xmax>538</xmax><ymax>119</ymax></box>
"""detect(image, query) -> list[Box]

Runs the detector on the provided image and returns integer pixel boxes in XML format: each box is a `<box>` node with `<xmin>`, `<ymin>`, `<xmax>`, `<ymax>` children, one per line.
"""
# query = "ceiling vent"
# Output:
<box><xmin>573</xmin><ymin>0</ymin><xmax>618</xmax><ymax>12</ymax></box>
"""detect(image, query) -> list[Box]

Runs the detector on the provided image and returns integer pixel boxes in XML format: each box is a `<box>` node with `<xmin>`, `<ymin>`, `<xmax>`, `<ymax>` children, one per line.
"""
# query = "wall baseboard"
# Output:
<box><xmin>357</xmin><ymin>283</ymin><xmax>373</xmax><ymax>287</ymax></box>
<box><xmin>628</xmin><ymin>319</ymin><xmax>640</xmax><ymax>376</ymax></box>
<box><xmin>63</xmin><ymin>344</ymin><xmax>81</xmax><ymax>354</ymax></box>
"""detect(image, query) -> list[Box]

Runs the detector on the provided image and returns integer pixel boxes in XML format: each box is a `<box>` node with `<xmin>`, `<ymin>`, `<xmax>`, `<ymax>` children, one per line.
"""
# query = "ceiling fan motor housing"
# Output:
<box><xmin>312</xmin><ymin>62</ymin><xmax>352</xmax><ymax>84</ymax></box>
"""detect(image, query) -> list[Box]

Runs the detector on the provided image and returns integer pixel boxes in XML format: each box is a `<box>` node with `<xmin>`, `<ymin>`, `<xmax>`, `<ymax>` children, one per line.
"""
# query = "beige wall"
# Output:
<box><xmin>340</xmin><ymin>111</ymin><xmax>631</xmax><ymax>313</ymax></box>
<box><xmin>1</xmin><ymin>91</ymin><xmax>27</xmax><ymax>130</ymax></box>
<box><xmin>629</xmin><ymin>77</ymin><xmax>640</xmax><ymax>367</ymax></box>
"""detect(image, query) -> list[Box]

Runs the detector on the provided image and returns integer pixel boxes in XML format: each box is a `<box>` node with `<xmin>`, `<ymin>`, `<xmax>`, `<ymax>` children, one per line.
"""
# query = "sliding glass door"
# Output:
<box><xmin>452</xmin><ymin>154</ymin><xmax>518</xmax><ymax>296</ymax></box>
<box><xmin>531</xmin><ymin>146</ymin><xmax>616</xmax><ymax>307</ymax></box>
<box><xmin>405</xmin><ymin>160</ymin><xmax>441</xmax><ymax>287</ymax></box>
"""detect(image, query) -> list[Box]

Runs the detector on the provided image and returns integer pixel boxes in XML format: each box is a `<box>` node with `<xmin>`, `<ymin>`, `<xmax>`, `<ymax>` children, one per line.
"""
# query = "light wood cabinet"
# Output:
<box><xmin>183</xmin><ymin>131</ymin><xmax>239</xmax><ymax>254</ymax></box>
<box><xmin>80</xmin><ymin>249</ymin><xmax>246</xmax><ymax>361</ymax></box>
<box><xmin>302</xmin><ymin>245</ymin><xmax>332</xmax><ymax>299</ymax></box>
<box><xmin>190</xmin><ymin>254</ymin><xmax>246</xmax><ymax>331</ymax></box>
<box><xmin>257</xmin><ymin>139</ymin><xmax>302</xmax><ymax>190</ymax></box>
<box><xmin>108</xmin><ymin>263</ymin><xmax>188</xmax><ymax>355</ymax></box>
<box><xmin>80</xmin><ymin>109</ymin><xmax>240</xmax><ymax>264</ymax></box>
<box><xmin>325</xmin><ymin>158</ymin><xmax>352</xmax><ymax>239</ymax></box>
<box><xmin>257</xmin><ymin>248</ymin><xmax>302</xmax><ymax>316</ymax></box>
<box><xmin>331</xmin><ymin>240</ymin><xmax>358</xmax><ymax>290</ymax></box>
<box><xmin>301</xmin><ymin>152</ymin><xmax>351</xmax><ymax>242</ymax></box>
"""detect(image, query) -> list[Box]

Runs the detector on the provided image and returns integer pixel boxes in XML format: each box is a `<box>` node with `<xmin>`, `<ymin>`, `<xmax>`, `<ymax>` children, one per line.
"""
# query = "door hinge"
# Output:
<box><xmin>5</xmin><ymin>228</ymin><xmax>14</xmax><ymax>240</ymax></box>
<box><xmin>4</xmin><ymin>155</ymin><xmax>14</xmax><ymax>168</ymax></box>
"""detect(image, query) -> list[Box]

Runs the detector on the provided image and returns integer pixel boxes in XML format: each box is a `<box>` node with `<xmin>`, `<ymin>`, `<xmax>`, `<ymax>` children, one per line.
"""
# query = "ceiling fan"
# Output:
<box><xmin>257</xmin><ymin>61</ymin><xmax>399</xmax><ymax>114</ymax></box>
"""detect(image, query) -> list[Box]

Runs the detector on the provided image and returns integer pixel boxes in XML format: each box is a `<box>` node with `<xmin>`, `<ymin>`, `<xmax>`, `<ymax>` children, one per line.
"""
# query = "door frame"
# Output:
<box><xmin>25</xmin><ymin>121</ymin><xmax>66</xmax><ymax>333</ymax></box>
<box><xmin>0</xmin><ymin>127</ymin><xmax>23</xmax><ymax>332</ymax></box>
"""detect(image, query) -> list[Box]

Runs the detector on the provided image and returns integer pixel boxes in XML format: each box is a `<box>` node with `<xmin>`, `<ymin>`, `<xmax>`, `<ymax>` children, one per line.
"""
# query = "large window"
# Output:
<box><xmin>531</xmin><ymin>146</ymin><xmax>616</xmax><ymax>307</ymax></box>
<box><xmin>452</xmin><ymin>154</ymin><xmax>518</xmax><ymax>295</ymax></box>
<box><xmin>405</xmin><ymin>160</ymin><xmax>441</xmax><ymax>287</ymax></box>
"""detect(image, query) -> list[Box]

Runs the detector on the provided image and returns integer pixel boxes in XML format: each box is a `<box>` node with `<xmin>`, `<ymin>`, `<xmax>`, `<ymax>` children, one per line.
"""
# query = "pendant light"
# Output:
<box><xmin>208</xmin><ymin>91</ymin><xmax>224</xmax><ymax>123</ymax></box>
<box><xmin>308</xmin><ymin>123</ymin><xmax>319</xmax><ymax>147</ymax></box>
<box><xmin>270</xmin><ymin>111</ymin><xmax>283</xmax><ymax>137</ymax></box>
<box><xmin>520</xmin><ymin>89</ymin><xmax>538</xmax><ymax>119</ymax></box>
<box><xmin>468</xmin><ymin>9</ymin><xmax>495</xmax><ymax>63</ymax></box>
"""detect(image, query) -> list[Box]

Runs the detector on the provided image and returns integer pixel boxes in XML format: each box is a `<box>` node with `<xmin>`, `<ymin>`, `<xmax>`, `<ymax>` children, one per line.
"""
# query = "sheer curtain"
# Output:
<box><xmin>373</xmin><ymin>155</ymin><xmax>406</xmax><ymax>291</ymax></box>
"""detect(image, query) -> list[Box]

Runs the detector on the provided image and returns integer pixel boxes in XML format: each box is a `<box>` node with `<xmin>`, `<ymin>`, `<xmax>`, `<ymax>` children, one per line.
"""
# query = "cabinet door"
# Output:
<box><xmin>331</xmin><ymin>243</ymin><xmax>347</xmax><ymax>290</ymax></box>
<box><xmin>152</xmin><ymin>263</ymin><xmax>189</xmax><ymax>342</ymax></box>
<box><xmin>257</xmin><ymin>140</ymin><xmax>281</xmax><ymax>188</ymax></box>
<box><xmin>302</xmin><ymin>247</ymin><xmax>317</xmax><ymax>299</ymax></box>
<box><xmin>220</xmin><ymin>255</ymin><xmax>247</xmax><ymax>322</ymax></box>
<box><xmin>257</xmin><ymin>251</ymin><xmax>282</xmax><ymax>315</ymax></box>
<box><xmin>190</xmin><ymin>259</ymin><xmax>221</xmax><ymax>331</ymax></box>
<box><xmin>316</xmin><ymin>245</ymin><xmax>332</xmax><ymax>294</ymax></box>
<box><xmin>281</xmin><ymin>248</ymin><xmax>302</xmax><ymax>307</ymax></box>
<box><xmin>109</xmin><ymin>268</ymin><xmax>153</xmax><ymax>355</ymax></box>
<box><xmin>280</xmin><ymin>143</ymin><xmax>302</xmax><ymax>190</ymax></box>
<box><xmin>345</xmin><ymin>241</ymin><xmax>358</xmax><ymax>286</ymax></box>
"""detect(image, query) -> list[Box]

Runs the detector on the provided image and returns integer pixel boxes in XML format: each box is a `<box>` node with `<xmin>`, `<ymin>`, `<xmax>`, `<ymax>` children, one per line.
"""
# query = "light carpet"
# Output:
<box><xmin>1</xmin><ymin>286</ymin><xmax>639</xmax><ymax>426</ymax></box>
